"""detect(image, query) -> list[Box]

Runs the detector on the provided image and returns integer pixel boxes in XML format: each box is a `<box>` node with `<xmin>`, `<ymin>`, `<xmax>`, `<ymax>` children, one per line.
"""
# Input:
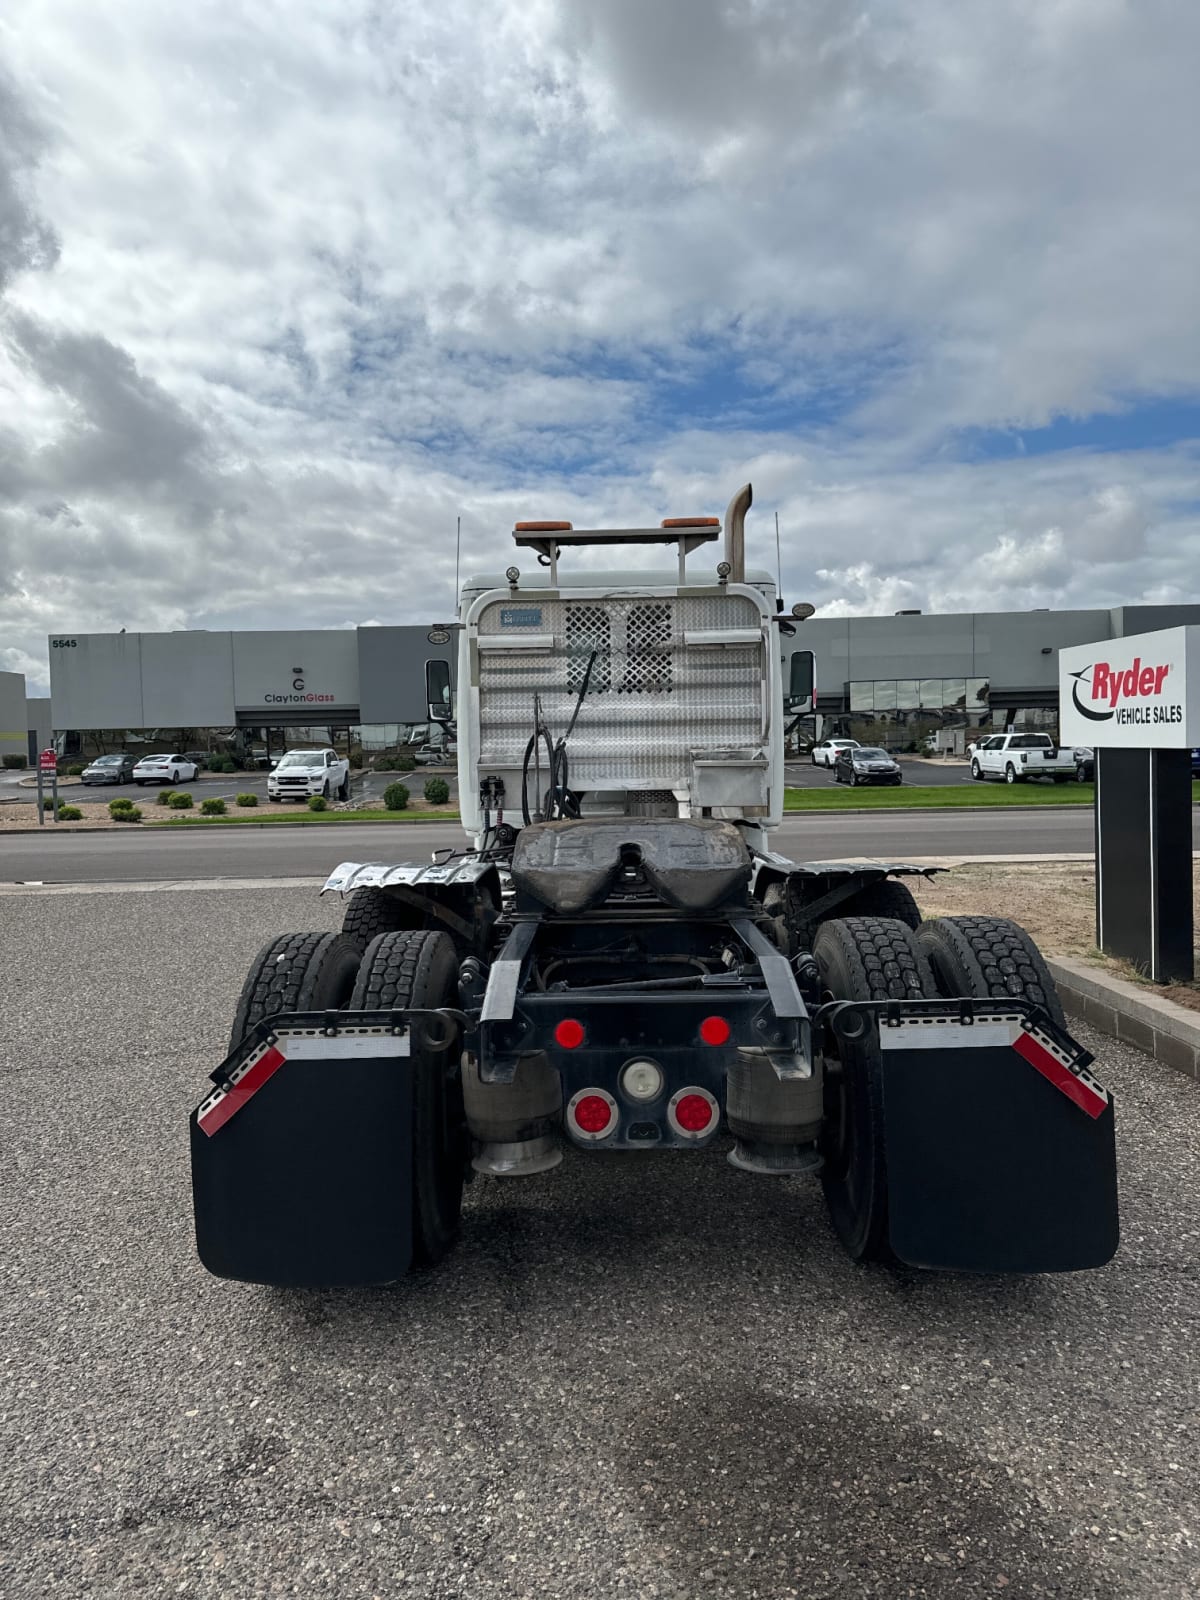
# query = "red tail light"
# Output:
<box><xmin>555</xmin><ymin>1018</ymin><xmax>585</xmax><ymax>1049</ymax></box>
<box><xmin>699</xmin><ymin>1016</ymin><xmax>730</xmax><ymax>1046</ymax></box>
<box><xmin>668</xmin><ymin>1087</ymin><xmax>719</xmax><ymax>1139</ymax></box>
<box><xmin>567</xmin><ymin>1088</ymin><xmax>617</xmax><ymax>1142</ymax></box>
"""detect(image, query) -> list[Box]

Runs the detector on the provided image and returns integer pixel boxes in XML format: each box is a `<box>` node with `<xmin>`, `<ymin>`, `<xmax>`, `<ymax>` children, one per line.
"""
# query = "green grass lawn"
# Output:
<box><xmin>148</xmin><ymin>808</ymin><xmax>462</xmax><ymax>826</ymax></box>
<box><xmin>785</xmin><ymin>779</ymin><xmax>1200</xmax><ymax>810</ymax></box>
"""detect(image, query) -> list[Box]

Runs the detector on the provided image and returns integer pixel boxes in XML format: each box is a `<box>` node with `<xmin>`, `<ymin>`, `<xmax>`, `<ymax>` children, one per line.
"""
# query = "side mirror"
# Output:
<box><xmin>784</xmin><ymin>649</ymin><xmax>815</xmax><ymax>713</ymax></box>
<box><xmin>425</xmin><ymin>659</ymin><xmax>453</xmax><ymax>723</ymax></box>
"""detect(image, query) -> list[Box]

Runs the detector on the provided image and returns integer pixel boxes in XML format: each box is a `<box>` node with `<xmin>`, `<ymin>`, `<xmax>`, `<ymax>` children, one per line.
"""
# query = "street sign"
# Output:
<box><xmin>1059</xmin><ymin>626</ymin><xmax>1198</xmax><ymax>748</ymax></box>
<box><xmin>1059</xmin><ymin>625</ymin><xmax>1198</xmax><ymax>983</ymax></box>
<box><xmin>39</xmin><ymin>748</ymin><xmax>57</xmax><ymax>772</ymax></box>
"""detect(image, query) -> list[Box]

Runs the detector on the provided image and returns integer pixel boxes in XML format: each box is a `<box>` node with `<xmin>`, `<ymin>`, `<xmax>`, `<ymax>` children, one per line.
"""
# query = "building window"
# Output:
<box><xmin>896</xmin><ymin>679</ymin><xmax>920</xmax><ymax>708</ymax></box>
<box><xmin>850</xmin><ymin>682</ymin><xmax>874</xmax><ymax>711</ymax></box>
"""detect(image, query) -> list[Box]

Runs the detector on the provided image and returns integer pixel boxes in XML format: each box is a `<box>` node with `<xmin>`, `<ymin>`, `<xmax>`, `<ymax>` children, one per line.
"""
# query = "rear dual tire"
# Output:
<box><xmin>814</xmin><ymin>913</ymin><xmax>1065</xmax><ymax>1264</ymax></box>
<box><xmin>228</xmin><ymin>927</ymin><xmax>466</xmax><ymax>1271</ymax></box>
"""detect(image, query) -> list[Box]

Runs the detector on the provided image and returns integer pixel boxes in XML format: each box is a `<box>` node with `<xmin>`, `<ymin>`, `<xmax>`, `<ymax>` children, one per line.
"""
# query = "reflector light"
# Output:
<box><xmin>515</xmin><ymin>521</ymin><xmax>573</xmax><ymax>531</ymax></box>
<box><xmin>661</xmin><ymin>516</ymin><xmax>720</xmax><ymax>528</ymax></box>
<box><xmin>574</xmin><ymin>1094</ymin><xmax>613</xmax><ymax>1135</ymax></box>
<box><xmin>674</xmin><ymin>1094</ymin><xmax>715</xmax><ymax>1133</ymax></box>
<box><xmin>699</xmin><ymin>1016</ymin><xmax>731</xmax><ymax>1046</ymax></box>
<box><xmin>555</xmin><ymin>1018</ymin><xmax>585</xmax><ymax>1049</ymax></box>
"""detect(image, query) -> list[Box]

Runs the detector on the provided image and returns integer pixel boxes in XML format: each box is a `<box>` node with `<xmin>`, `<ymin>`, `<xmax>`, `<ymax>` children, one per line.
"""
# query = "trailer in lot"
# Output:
<box><xmin>191</xmin><ymin>487</ymin><xmax>1118</xmax><ymax>1286</ymax></box>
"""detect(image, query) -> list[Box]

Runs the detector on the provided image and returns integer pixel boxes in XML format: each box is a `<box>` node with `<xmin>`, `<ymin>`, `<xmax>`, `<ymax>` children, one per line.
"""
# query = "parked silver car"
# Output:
<box><xmin>80</xmin><ymin>753</ymin><xmax>136</xmax><ymax>785</ymax></box>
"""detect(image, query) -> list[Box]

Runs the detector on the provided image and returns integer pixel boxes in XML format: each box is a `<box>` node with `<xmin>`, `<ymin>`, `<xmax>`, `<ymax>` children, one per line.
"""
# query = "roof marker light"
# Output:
<box><xmin>515</xmin><ymin>521</ymin><xmax>573</xmax><ymax>531</ymax></box>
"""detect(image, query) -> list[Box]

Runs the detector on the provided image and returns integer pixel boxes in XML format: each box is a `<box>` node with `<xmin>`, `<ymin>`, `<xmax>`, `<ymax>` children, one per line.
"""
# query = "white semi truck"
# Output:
<box><xmin>191</xmin><ymin>486</ymin><xmax>1117</xmax><ymax>1286</ymax></box>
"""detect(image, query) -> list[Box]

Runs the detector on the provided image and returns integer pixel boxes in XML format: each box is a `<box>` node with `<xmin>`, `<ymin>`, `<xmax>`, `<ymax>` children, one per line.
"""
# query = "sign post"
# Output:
<box><xmin>1059</xmin><ymin>626</ymin><xmax>1198</xmax><ymax>983</ymax></box>
<box><xmin>37</xmin><ymin>747</ymin><xmax>58</xmax><ymax>826</ymax></box>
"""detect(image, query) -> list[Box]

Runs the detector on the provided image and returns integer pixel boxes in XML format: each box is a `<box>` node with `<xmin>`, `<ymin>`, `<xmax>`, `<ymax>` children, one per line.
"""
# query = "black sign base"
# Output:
<box><xmin>1095</xmin><ymin>747</ymin><xmax>1194</xmax><ymax>983</ymax></box>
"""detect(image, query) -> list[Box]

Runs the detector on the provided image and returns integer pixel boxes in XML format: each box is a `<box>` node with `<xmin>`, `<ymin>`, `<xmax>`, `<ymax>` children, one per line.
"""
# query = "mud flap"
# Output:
<box><xmin>879</xmin><ymin>1015</ymin><xmax>1119</xmax><ymax>1272</ymax></box>
<box><xmin>190</xmin><ymin>1016</ymin><xmax>414</xmax><ymax>1286</ymax></box>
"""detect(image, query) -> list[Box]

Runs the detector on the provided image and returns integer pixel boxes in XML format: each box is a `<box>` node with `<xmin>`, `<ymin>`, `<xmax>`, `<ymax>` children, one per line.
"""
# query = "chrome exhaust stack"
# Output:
<box><xmin>723</xmin><ymin>482</ymin><xmax>752</xmax><ymax>583</ymax></box>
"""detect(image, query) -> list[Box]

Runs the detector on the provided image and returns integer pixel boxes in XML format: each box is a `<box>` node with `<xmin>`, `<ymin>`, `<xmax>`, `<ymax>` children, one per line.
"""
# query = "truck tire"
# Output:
<box><xmin>229</xmin><ymin>931</ymin><xmax>363</xmax><ymax>1053</ymax></box>
<box><xmin>841</xmin><ymin>878</ymin><xmax>921</xmax><ymax>930</ymax></box>
<box><xmin>1005</xmin><ymin>764</ymin><xmax>1021</xmax><ymax>784</ymax></box>
<box><xmin>970</xmin><ymin>758</ymin><xmax>981</xmax><ymax>780</ymax></box>
<box><xmin>341</xmin><ymin>887</ymin><xmax>416</xmax><ymax>949</ymax></box>
<box><xmin>351</xmin><ymin>930</ymin><xmax>466</xmax><ymax>1265</ymax></box>
<box><xmin>338</xmin><ymin>773</ymin><xmax>350</xmax><ymax>801</ymax></box>
<box><xmin>813</xmin><ymin>917</ymin><xmax>937</xmax><ymax>1262</ymax></box>
<box><xmin>916</xmin><ymin>915</ymin><xmax>1065</xmax><ymax>1028</ymax></box>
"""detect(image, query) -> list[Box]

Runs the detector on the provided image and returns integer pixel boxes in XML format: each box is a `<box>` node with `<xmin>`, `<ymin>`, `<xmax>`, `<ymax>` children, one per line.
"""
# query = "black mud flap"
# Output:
<box><xmin>190</xmin><ymin>1015</ymin><xmax>414</xmax><ymax>1287</ymax></box>
<box><xmin>879</xmin><ymin>1013</ymin><xmax>1119</xmax><ymax>1272</ymax></box>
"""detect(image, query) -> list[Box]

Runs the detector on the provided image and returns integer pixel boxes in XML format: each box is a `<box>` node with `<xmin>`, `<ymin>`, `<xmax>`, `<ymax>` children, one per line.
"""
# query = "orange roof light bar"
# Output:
<box><xmin>661</xmin><ymin>517</ymin><xmax>720</xmax><ymax>528</ymax></box>
<box><xmin>514</xmin><ymin>521</ymin><xmax>573</xmax><ymax>532</ymax></box>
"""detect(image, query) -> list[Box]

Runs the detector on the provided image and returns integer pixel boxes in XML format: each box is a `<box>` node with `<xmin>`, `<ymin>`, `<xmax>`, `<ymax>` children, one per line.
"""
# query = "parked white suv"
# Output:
<box><xmin>267</xmin><ymin>748</ymin><xmax>351</xmax><ymax>803</ymax></box>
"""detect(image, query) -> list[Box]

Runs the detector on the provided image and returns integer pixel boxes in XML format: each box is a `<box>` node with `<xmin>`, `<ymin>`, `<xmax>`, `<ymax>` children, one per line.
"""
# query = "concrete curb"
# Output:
<box><xmin>1046</xmin><ymin>957</ymin><xmax>1200</xmax><ymax>1081</ymax></box>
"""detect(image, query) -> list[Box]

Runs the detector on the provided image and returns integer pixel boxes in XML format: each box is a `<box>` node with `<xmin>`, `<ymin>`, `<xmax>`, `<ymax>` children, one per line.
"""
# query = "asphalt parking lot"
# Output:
<box><xmin>3</xmin><ymin>885</ymin><xmax>1198</xmax><ymax>1598</ymax></box>
<box><xmin>1</xmin><ymin>767</ymin><xmax>458</xmax><ymax>808</ymax></box>
<box><xmin>787</xmin><ymin>758</ymin><xmax>976</xmax><ymax>790</ymax></box>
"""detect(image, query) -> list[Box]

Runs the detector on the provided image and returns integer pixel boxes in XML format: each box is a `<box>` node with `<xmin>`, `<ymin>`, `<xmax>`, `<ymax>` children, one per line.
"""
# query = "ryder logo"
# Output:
<box><xmin>1070</xmin><ymin>658</ymin><xmax>1179</xmax><ymax>727</ymax></box>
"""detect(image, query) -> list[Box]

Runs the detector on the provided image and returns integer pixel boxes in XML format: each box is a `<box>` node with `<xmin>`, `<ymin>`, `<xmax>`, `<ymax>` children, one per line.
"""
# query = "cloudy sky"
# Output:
<box><xmin>2</xmin><ymin>0</ymin><xmax>1199</xmax><ymax>694</ymax></box>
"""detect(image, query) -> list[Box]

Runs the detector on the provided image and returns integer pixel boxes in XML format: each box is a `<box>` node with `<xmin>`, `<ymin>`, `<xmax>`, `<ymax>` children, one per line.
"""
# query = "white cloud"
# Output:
<box><xmin>0</xmin><ymin>0</ymin><xmax>1198</xmax><ymax>697</ymax></box>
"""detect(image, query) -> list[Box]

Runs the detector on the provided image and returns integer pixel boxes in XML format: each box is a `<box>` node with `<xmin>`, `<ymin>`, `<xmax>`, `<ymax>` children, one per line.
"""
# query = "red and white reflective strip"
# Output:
<box><xmin>878</xmin><ymin>1013</ymin><xmax>1110</xmax><ymax>1120</ymax></box>
<box><xmin>1011</xmin><ymin>1023</ymin><xmax>1110</xmax><ymax>1120</ymax></box>
<box><xmin>196</xmin><ymin>1028</ymin><xmax>410</xmax><ymax>1138</ymax></box>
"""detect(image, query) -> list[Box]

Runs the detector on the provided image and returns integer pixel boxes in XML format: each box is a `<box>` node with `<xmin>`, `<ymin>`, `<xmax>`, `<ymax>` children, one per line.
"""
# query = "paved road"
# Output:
<box><xmin>0</xmin><ymin>807</ymin><xmax>1183</xmax><ymax>886</ymax></box>
<box><xmin>1</xmin><ymin>884</ymin><xmax>1196</xmax><ymax>1598</ymax></box>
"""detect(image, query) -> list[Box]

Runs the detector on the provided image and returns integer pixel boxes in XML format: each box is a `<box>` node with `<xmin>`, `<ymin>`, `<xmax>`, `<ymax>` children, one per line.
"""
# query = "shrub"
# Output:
<box><xmin>307</xmin><ymin>794</ymin><xmax>328</xmax><ymax>812</ymax></box>
<box><xmin>169</xmin><ymin>791</ymin><xmax>194</xmax><ymax>810</ymax></box>
<box><xmin>235</xmin><ymin>792</ymin><xmax>258</xmax><ymax>807</ymax></box>
<box><xmin>2</xmin><ymin>754</ymin><xmax>27</xmax><ymax>770</ymax></box>
<box><xmin>200</xmin><ymin>797</ymin><xmax>226</xmax><ymax>816</ymax></box>
<box><xmin>423</xmin><ymin>777</ymin><xmax>450</xmax><ymax>805</ymax></box>
<box><xmin>375</xmin><ymin>752</ymin><xmax>417</xmax><ymax>773</ymax></box>
<box><xmin>383</xmin><ymin>781</ymin><xmax>410</xmax><ymax>812</ymax></box>
<box><xmin>207</xmin><ymin>754</ymin><xmax>236</xmax><ymax>773</ymax></box>
<box><xmin>108</xmin><ymin>797</ymin><xmax>135</xmax><ymax>818</ymax></box>
<box><xmin>156</xmin><ymin>788</ymin><xmax>176</xmax><ymax>806</ymax></box>
<box><xmin>56</xmin><ymin>804</ymin><xmax>83</xmax><ymax>821</ymax></box>
<box><xmin>66</xmin><ymin>763</ymin><xmax>86</xmax><ymax>776</ymax></box>
<box><xmin>349</xmin><ymin>752</ymin><xmax>364</xmax><ymax>769</ymax></box>
<box><xmin>41</xmin><ymin>796</ymin><xmax>58</xmax><ymax>811</ymax></box>
<box><xmin>112</xmin><ymin>804</ymin><xmax>142</xmax><ymax>823</ymax></box>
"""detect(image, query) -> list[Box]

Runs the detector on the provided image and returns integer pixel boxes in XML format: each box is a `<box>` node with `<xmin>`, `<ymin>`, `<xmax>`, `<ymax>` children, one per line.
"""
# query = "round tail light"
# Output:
<box><xmin>567</xmin><ymin>1088</ymin><xmax>617</xmax><ymax>1142</ymax></box>
<box><xmin>699</xmin><ymin>1015</ymin><xmax>730</xmax><ymax>1046</ymax></box>
<box><xmin>668</xmin><ymin>1087</ymin><xmax>719</xmax><ymax>1140</ymax></box>
<box><xmin>555</xmin><ymin>1018</ymin><xmax>585</xmax><ymax>1049</ymax></box>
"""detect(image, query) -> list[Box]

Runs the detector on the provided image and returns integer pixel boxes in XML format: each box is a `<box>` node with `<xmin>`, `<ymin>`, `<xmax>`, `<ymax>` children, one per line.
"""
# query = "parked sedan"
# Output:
<box><xmin>834</xmin><ymin>745</ymin><xmax>903</xmax><ymax>786</ymax></box>
<box><xmin>132</xmin><ymin>753</ymin><xmax>200</xmax><ymax>786</ymax></box>
<box><xmin>80</xmin><ymin>753</ymin><xmax>136</xmax><ymax>785</ymax></box>
<box><xmin>810</xmin><ymin>737</ymin><xmax>860</xmax><ymax>768</ymax></box>
<box><xmin>1073</xmin><ymin>747</ymin><xmax>1095</xmax><ymax>783</ymax></box>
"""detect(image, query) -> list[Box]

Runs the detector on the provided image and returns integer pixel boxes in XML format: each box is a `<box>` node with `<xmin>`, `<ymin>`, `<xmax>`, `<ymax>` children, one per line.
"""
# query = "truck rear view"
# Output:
<box><xmin>190</xmin><ymin>486</ymin><xmax>1118</xmax><ymax>1288</ymax></box>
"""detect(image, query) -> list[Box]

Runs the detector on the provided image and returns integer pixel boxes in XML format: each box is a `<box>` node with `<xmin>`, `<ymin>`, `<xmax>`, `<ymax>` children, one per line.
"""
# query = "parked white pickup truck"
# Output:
<box><xmin>267</xmin><ymin>747</ymin><xmax>351</xmax><ymax>802</ymax></box>
<box><xmin>970</xmin><ymin>733</ymin><xmax>1075</xmax><ymax>784</ymax></box>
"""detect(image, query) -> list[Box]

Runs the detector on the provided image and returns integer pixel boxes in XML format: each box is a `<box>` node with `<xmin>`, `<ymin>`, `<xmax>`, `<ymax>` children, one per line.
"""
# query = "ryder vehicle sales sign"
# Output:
<box><xmin>1059</xmin><ymin>625</ymin><xmax>1199</xmax><ymax>748</ymax></box>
